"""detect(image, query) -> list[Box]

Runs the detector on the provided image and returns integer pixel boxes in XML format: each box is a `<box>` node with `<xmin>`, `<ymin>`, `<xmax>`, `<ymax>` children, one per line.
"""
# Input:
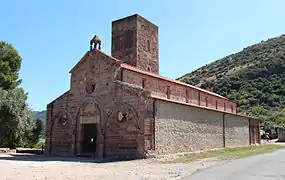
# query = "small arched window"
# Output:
<box><xmin>185</xmin><ymin>89</ymin><xmax>189</xmax><ymax>103</ymax></box>
<box><xmin>142</xmin><ymin>78</ymin><xmax>146</xmax><ymax>88</ymax></box>
<box><xmin>167</xmin><ymin>85</ymin><xmax>171</xmax><ymax>99</ymax></box>
<box><xmin>147</xmin><ymin>40</ymin><xmax>151</xmax><ymax>51</ymax></box>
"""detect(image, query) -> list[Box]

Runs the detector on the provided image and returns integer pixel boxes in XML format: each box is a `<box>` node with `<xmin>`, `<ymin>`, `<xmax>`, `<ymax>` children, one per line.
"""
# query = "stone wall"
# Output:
<box><xmin>249</xmin><ymin>118</ymin><xmax>260</xmax><ymax>144</ymax></box>
<box><xmin>136</xmin><ymin>15</ymin><xmax>159</xmax><ymax>74</ymax></box>
<box><xmin>154</xmin><ymin>99</ymin><xmax>251</xmax><ymax>155</ymax></box>
<box><xmin>103</xmin><ymin>81</ymin><xmax>155</xmax><ymax>158</ymax></box>
<box><xmin>224</xmin><ymin>114</ymin><xmax>249</xmax><ymax>147</ymax></box>
<box><xmin>112</xmin><ymin>15</ymin><xmax>138</xmax><ymax>66</ymax></box>
<box><xmin>70</xmin><ymin>51</ymin><xmax>121</xmax><ymax>100</ymax></box>
<box><xmin>155</xmin><ymin>99</ymin><xmax>224</xmax><ymax>154</ymax></box>
<box><xmin>45</xmin><ymin>91</ymin><xmax>73</xmax><ymax>156</ymax></box>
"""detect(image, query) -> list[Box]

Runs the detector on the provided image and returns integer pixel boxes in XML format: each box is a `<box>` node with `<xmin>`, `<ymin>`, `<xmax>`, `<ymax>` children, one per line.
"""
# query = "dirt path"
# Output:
<box><xmin>0</xmin><ymin>153</ymin><xmax>220</xmax><ymax>180</ymax></box>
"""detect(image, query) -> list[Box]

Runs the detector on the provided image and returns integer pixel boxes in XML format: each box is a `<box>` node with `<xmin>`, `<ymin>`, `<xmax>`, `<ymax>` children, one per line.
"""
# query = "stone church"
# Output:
<box><xmin>45</xmin><ymin>14</ymin><xmax>260</xmax><ymax>159</ymax></box>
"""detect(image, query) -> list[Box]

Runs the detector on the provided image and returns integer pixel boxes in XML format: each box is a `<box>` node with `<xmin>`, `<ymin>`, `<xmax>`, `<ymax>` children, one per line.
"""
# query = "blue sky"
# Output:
<box><xmin>1</xmin><ymin>0</ymin><xmax>285</xmax><ymax>111</ymax></box>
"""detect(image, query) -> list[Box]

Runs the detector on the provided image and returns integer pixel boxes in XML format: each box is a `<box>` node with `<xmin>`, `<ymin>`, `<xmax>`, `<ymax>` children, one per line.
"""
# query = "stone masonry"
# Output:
<box><xmin>45</xmin><ymin>14</ymin><xmax>260</xmax><ymax>159</ymax></box>
<box><xmin>278</xmin><ymin>128</ymin><xmax>285</xmax><ymax>142</ymax></box>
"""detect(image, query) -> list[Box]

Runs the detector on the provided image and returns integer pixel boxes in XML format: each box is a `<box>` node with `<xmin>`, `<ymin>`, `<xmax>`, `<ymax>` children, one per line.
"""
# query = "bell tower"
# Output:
<box><xmin>111</xmin><ymin>14</ymin><xmax>159</xmax><ymax>74</ymax></box>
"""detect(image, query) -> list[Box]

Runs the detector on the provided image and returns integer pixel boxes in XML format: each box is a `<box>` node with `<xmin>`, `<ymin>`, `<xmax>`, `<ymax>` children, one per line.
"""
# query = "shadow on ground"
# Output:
<box><xmin>0</xmin><ymin>154</ymin><xmax>138</xmax><ymax>163</ymax></box>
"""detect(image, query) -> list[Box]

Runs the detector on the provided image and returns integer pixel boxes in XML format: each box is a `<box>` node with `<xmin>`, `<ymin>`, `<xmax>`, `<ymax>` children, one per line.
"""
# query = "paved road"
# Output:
<box><xmin>184</xmin><ymin>149</ymin><xmax>285</xmax><ymax>180</ymax></box>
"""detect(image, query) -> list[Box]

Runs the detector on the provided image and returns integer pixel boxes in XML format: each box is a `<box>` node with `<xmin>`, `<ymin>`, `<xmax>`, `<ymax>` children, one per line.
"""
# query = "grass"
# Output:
<box><xmin>31</xmin><ymin>138</ymin><xmax>45</xmax><ymax>149</ymax></box>
<box><xmin>164</xmin><ymin>144</ymin><xmax>285</xmax><ymax>163</ymax></box>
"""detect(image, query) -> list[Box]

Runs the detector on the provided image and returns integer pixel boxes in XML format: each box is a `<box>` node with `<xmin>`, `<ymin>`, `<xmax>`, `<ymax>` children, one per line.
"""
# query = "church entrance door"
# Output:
<box><xmin>81</xmin><ymin>123</ymin><xmax>97</xmax><ymax>154</ymax></box>
<box><xmin>76</xmin><ymin>99</ymin><xmax>104</xmax><ymax>158</ymax></box>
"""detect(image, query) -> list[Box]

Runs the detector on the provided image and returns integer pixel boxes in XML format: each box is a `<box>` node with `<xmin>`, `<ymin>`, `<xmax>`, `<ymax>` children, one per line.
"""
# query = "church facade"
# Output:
<box><xmin>45</xmin><ymin>14</ymin><xmax>260</xmax><ymax>159</ymax></box>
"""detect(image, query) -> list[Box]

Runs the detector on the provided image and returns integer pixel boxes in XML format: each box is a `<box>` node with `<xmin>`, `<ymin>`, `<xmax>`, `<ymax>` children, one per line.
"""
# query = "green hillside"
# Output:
<box><xmin>32</xmin><ymin>110</ymin><xmax>46</xmax><ymax>126</ymax></box>
<box><xmin>32</xmin><ymin>110</ymin><xmax>46</xmax><ymax>121</ymax></box>
<box><xmin>179</xmin><ymin>35</ymin><xmax>285</xmax><ymax>131</ymax></box>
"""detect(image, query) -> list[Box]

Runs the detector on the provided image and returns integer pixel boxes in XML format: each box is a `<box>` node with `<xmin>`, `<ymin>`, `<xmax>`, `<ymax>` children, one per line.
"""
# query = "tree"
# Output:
<box><xmin>249</xmin><ymin>106</ymin><xmax>268</xmax><ymax>116</ymax></box>
<box><xmin>0</xmin><ymin>88</ymin><xmax>30</xmax><ymax>148</ymax></box>
<box><xmin>0</xmin><ymin>41</ymin><xmax>43</xmax><ymax>148</ymax></box>
<box><xmin>29</xmin><ymin>119</ymin><xmax>43</xmax><ymax>145</ymax></box>
<box><xmin>0</xmin><ymin>41</ymin><xmax>22</xmax><ymax>90</ymax></box>
<box><xmin>0</xmin><ymin>88</ymin><xmax>44</xmax><ymax>148</ymax></box>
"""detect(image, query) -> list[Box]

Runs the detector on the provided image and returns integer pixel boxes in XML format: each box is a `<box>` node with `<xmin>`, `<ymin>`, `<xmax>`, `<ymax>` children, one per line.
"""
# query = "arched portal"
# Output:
<box><xmin>74</xmin><ymin>98</ymin><xmax>104</xmax><ymax>158</ymax></box>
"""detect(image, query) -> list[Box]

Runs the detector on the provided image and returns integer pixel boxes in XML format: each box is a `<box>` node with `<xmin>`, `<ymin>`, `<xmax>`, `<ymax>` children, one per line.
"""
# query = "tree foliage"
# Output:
<box><xmin>179</xmin><ymin>35</ymin><xmax>285</xmax><ymax>131</ymax></box>
<box><xmin>0</xmin><ymin>41</ymin><xmax>22</xmax><ymax>90</ymax></box>
<box><xmin>30</xmin><ymin>119</ymin><xmax>44</xmax><ymax>145</ymax></box>
<box><xmin>0</xmin><ymin>41</ymin><xmax>42</xmax><ymax>148</ymax></box>
<box><xmin>0</xmin><ymin>88</ymin><xmax>30</xmax><ymax>148</ymax></box>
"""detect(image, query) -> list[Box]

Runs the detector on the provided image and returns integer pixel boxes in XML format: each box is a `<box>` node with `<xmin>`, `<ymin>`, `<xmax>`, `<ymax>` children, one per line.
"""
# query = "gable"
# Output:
<box><xmin>70</xmin><ymin>49</ymin><xmax>122</xmax><ymax>73</ymax></box>
<box><xmin>70</xmin><ymin>49</ymin><xmax>122</xmax><ymax>98</ymax></box>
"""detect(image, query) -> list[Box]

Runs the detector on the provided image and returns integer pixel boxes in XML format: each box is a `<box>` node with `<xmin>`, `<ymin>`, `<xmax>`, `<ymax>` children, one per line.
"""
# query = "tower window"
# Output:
<box><xmin>185</xmin><ymin>89</ymin><xmax>189</xmax><ymax>103</ymax></box>
<box><xmin>166</xmin><ymin>85</ymin><xmax>171</xmax><ymax>99</ymax></box>
<box><xmin>142</xmin><ymin>78</ymin><xmax>146</xmax><ymax>88</ymax></box>
<box><xmin>147</xmin><ymin>66</ymin><xmax>151</xmax><ymax>72</ymax></box>
<box><xmin>147</xmin><ymin>40</ymin><xmax>151</xmax><ymax>51</ymax></box>
<box><xmin>125</xmin><ymin>30</ymin><xmax>133</xmax><ymax>48</ymax></box>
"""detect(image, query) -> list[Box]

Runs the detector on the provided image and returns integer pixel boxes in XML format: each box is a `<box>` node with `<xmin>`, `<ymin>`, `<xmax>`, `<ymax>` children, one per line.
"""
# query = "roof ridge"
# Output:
<box><xmin>69</xmin><ymin>49</ymin><xmax>122</xmax><ymax>73</ymax></box>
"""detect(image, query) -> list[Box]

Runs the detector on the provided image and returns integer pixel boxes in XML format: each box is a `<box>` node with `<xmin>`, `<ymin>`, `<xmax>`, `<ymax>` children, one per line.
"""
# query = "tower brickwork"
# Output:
<box><xmin>111</xmin><ymin>14</ymin><xmax>159</xmax><ymax>74</ymax></box>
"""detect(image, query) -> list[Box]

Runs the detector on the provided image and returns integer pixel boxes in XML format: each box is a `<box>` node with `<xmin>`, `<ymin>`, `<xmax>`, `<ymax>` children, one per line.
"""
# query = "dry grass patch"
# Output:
<box><xmin>162</xmin><ymin>144</ymin><xmax>285</xmax><ymax>163</ymax></box>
